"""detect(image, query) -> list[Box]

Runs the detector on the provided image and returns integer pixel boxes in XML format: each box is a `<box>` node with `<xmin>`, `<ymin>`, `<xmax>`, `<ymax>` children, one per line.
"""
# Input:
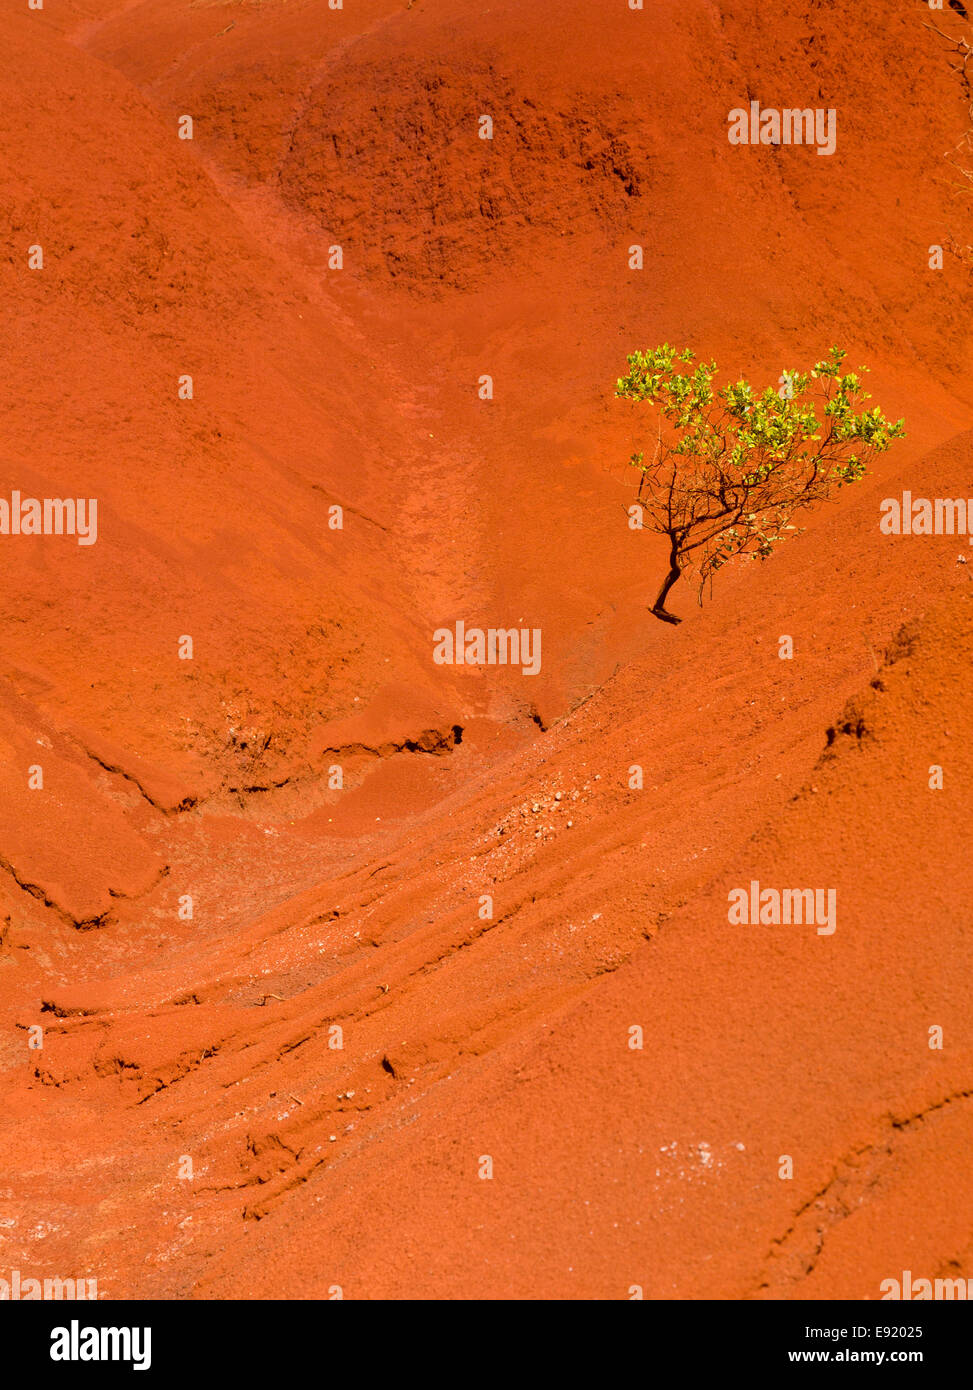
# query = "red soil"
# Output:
<box><xmin>1</xmin><ymin>0</ymin><xmax>971</xmax><ymax>1298</ymax></box>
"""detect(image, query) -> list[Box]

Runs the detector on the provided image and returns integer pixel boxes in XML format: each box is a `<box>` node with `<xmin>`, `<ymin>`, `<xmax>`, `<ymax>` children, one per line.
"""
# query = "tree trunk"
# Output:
<box><xmin>651</xmin><ymin>545</ymin><xmax>683</xmax><ymax>624</ymax></box>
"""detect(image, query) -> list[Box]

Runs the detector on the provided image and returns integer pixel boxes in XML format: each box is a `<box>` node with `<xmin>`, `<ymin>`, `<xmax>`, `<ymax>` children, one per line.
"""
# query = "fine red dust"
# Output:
<box><xmin>0</xmin><ymin>0</ymin><xmax>971</xmax><ymax>1299</ymax></box>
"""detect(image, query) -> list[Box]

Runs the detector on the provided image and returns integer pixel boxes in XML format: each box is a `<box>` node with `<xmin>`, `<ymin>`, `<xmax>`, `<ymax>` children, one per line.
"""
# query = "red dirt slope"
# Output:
<box><xmin>1</xmin><ymin>0</ymin><xmax>972</xmax><ymax>1299</ymax></box>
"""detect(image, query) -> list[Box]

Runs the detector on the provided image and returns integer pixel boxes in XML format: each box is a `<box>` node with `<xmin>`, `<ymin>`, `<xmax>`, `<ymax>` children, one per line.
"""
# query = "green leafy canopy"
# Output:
<box><xmin>615</xmin><ymin>344</ymin><xmax>905</xmax><ymax>602</ymax></box>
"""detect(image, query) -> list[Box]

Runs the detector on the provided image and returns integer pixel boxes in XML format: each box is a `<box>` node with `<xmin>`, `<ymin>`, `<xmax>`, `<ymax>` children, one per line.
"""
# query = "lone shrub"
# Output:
<box><xmin>616</xmin><ymin>345</ymin><xmax>904</xmax><ymax>623</ymax></box>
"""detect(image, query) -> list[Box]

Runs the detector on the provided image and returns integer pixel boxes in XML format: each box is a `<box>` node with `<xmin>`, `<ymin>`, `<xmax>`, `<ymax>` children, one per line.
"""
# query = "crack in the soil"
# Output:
<box><xmin>754</xmin><ymin>1085</ymin><xmax>973</xmax><ymax>1294</ymax></box>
